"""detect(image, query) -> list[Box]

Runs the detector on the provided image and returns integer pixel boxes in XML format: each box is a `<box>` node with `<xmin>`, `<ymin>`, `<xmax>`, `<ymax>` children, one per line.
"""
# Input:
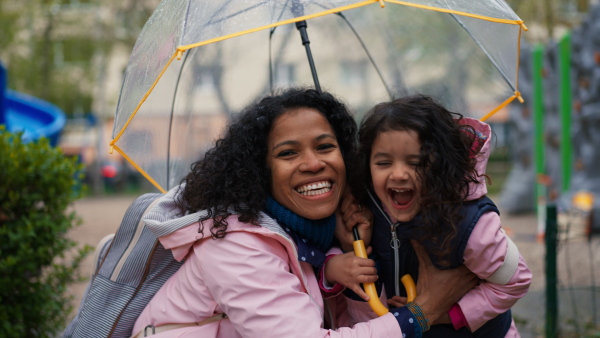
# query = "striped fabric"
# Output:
<box><xmin>63</xmin><ymin>193</ymin><xmax>184</xmax><ymax>338</ymax></box>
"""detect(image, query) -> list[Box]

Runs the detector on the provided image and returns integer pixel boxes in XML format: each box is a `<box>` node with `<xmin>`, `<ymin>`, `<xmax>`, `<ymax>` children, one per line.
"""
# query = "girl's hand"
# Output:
<box><xmin>335</xmin><ymin>187</ymin><xmax>373</xmax><ymax>252</ymax></box>
<box><xmin>387</xmin><ymin>295</ymin><xmax>408</xmax><ymax>308</ymax></box>
<box><xmin>324</xmin><ymin>248</ymin><xmax>378</xmax><ymax>301</ymax></box>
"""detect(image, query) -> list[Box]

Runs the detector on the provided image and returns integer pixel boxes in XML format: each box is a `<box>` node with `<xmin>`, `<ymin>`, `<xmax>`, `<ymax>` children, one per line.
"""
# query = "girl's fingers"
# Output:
<box><xmin>350</xmin><ymin>285</ymin><xmax>370</xmax><ymax>301</ymax></box>
<box><xmin>358</xmin><ymin>275</ymin><xmax>379</xmax><ymax>284</ymax></box>
<box><xmin>356</xmin><ymin>267</ymin><xmax>378</xmax><ymax>276</ymax></box>
<box><xmin>342</xmin><ymin>205</ymin><xmax>362</xmax><ymax>224</ymax></box>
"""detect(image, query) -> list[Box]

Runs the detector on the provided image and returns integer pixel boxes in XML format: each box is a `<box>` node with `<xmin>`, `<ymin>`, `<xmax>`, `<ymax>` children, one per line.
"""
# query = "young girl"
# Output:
<box><xmin>327</xmin><ymin>95</ymin><xmax>531</xmax><ymax>337</ymax></box>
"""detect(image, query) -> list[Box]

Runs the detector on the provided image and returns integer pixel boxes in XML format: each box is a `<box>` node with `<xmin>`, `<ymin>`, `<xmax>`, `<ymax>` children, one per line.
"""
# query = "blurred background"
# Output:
<box><xmin>2</xmin><ymin>0</ymin><xmax>600</xmax><ymax>337</ymax></box>
<box><xmin>0</xmin><ymin>0</ymin><xmax>596</xmax><ymax>198</ymax></box>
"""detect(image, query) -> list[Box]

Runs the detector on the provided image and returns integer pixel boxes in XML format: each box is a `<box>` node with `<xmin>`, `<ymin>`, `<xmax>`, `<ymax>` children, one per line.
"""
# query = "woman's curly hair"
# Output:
<box><xmin>176</xmin><ymin>87</ymin><xmax>357</xmax><ymax>238</ymax></box>
<box><xmin>356</xmin><ymin>94</ymin><xmax>484</xmax><ymax>263</ymax></box>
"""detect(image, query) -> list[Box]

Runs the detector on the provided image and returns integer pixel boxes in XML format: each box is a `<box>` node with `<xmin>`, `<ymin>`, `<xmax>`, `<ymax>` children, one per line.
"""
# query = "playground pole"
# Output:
<box><xmin>559</xmin><ymin>33</ymin><xmax>573</xmax><ymax>193</ymax></box>
<box><xmin>545</xmin><ymin>205</ymin><xmax>559</xmax><ymax>338</ymax></box>
<box><xmin>533</xmin><ymin>44</ymin><xmax>546</xmax><ymax>239</ymax></box>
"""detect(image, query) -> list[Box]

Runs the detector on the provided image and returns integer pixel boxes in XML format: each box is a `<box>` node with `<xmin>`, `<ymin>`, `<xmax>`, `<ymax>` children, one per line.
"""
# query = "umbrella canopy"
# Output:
<box><xmin>110</xmin><ymin>0</ymin><xmax>526</xmax><ymax>193</ymax></box>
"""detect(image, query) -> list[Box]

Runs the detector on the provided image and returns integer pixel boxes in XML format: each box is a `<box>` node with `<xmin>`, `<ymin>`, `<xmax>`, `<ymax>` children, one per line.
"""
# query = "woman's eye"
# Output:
<box><xmin>275</xmin><ymin>150</ymin><xmax>296</xmax><ymax>158</ymax></box>
<box><xmin>317</xmin><ymin>143</ymin><xmax>336</xmax><ymax>151</ymax></box>
<box><xmin>374</xmin><ymin>161</ymin><xmax>391</xmax><ymax>166</ymax></box>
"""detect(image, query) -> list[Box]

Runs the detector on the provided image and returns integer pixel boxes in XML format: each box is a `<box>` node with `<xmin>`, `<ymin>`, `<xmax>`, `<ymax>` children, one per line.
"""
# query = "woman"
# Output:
<box><xmin>132</xmin><ymin>88</ymin><xmax>477</xmax><ymax>337</ymax></box>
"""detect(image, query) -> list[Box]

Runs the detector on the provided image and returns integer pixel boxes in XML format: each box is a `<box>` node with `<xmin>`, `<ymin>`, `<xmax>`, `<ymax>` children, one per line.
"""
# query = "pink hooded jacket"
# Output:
<box><xmin>132</xmin><ymin>188</ymin><xmax>401</xmax><ymax>338</ymax></box>
<box><xmin>458</xmin><ymin>118</ymin><xmax>531</xmax><ymax>336</ymax></box>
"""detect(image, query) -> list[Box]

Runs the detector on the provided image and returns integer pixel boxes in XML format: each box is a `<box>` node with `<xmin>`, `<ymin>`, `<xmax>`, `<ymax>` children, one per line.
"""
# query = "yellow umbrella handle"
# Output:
<box><xmin>401</xmin><ymin>274</ymin><xmax>416</xmax><ymax>302</ymax></box>
<box><xmin>352</xmin><ymin>238</ymin><xmax>389</xmax><ymax>316</ymax></box>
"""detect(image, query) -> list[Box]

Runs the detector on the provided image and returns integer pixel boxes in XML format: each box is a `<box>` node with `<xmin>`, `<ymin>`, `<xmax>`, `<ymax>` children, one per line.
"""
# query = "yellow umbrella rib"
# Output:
<box><xmin>480</xmin><ymin>91</ymin><xmax>522</xmax><ymax>122</ymax></box>
<box><xmin>178</xmin><ymin>0</ymin><xmax>379</xmax><ymax>51</ymax></box>
<box><xmin>515</xmin><ymin>27</ymin><xmax>523</xmax><ymax>96</ymax></box>
<box><xmin>110</xmin><ymin>51</ymin><xmax>179</xmax><ymax>146</ymax></box>
<box><xmin>111</xmin><ymin>144</ymin><xmax>167</xmax><ymax>193</ymax></box>
<box><xmin>385</xmin><ymin>0</ymin><xmax>527</xmax><ymax>28</ymax></box>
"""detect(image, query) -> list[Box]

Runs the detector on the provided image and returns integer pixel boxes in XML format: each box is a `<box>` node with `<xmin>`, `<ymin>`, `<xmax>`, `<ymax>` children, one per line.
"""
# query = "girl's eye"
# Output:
<box><xmin>408</xmin><ymin>161</ymin><xmax>419</xmax><ymax>167</ymax></box>
<box><xmin>374</xmin><ymin>161</ymin><xmax>391</xmax><ymax>166</ymax></box>
<box><xmin>275</xmin><ymin>150</ymin><xmax>296</xmax><ymax>158</ymax></box>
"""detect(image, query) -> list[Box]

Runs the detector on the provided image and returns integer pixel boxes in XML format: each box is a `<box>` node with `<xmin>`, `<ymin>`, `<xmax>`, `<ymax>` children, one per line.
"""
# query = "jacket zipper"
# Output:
<box><xmin>390</xmin><ymin>222</ymin><xmax>401</xmax><ymax>296</ymax></box>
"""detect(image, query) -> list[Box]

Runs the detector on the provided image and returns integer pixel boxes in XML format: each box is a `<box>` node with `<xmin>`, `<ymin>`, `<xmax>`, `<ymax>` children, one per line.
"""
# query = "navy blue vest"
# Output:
<box><xmin>369</xmin><ymin>194</ymin><xmax>512</xmax><ymax>337</ymax></box>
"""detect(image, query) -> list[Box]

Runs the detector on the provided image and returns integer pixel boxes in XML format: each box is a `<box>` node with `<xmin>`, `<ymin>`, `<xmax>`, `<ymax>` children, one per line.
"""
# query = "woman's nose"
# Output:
<box><xmin>299</xmin><ymin>152</ymin><xmax>325</xmax><ymax>172</ymax></box>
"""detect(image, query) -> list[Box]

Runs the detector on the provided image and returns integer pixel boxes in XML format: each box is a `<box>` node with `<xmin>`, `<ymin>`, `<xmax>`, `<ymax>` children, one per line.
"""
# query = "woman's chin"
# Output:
<box><xmin>292</xmin><ymin>202</ymin><xmax>338</xmax><ymax>220</ymax></box>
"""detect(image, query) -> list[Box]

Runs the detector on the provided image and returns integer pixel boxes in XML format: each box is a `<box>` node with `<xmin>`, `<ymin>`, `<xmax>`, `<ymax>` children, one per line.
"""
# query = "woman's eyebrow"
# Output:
<box><xmin>271</xmin><ymin>140</ymin><xmax>298</xmax><ymax>151</ymax></box>
<box><xmin>271</xmin><ymin>133</ymin><xmax>336</xmax><ymax>151</ymax></box>
<box><xmin>316</xmin><ymin>133</ymin><xmax>336</xmax><ymax>141</ymax></box>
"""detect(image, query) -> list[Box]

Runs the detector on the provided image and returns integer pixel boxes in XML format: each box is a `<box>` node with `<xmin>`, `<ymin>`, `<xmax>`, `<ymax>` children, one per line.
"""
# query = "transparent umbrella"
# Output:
<box><xmin>110</xmin><ymin>0</ymin><xmax>527</xmax><ymax>193</ymax></box>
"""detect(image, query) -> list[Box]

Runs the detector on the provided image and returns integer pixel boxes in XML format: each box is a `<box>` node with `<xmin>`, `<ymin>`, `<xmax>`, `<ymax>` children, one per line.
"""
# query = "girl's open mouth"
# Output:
<box><xmin>389</xmin><ymin>188</ymin><xmax>414</xmax><ymax>207</ymax></box>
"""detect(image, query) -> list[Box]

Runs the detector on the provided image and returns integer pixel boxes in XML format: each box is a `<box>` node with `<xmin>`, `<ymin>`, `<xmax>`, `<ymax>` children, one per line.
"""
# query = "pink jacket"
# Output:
<box><xmin>459</xmin><ymin>118</ymin><xmax>531</xmax><ymax>335</ymax></box>
<box><xmin>133</xmin><ymin>204</ymin><xmax>401</xmax><ymax>337</ymax></box>
<box><xmin>374</xmin><ymin>118</ymin><xmax>531</xmax><ymax>336</ymax></box>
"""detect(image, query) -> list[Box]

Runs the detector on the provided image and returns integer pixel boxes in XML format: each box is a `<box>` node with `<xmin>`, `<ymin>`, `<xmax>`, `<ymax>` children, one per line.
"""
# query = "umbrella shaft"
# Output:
<box><xmin>295</xmin><ymin>20</ymin><xmax>321</xmax><ymax>92</ymax></box>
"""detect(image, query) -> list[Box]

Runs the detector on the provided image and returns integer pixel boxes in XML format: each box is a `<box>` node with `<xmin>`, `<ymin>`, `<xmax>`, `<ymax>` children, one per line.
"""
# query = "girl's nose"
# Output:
<box><xmin>390</xmin><ymin>164</ymin><xmax>409</xmax><ymax>181</ymax></box>
<box><xmin>299</xmin><ymin>152</ymin><xmax>325</xmax><ymax>172</ymax></box>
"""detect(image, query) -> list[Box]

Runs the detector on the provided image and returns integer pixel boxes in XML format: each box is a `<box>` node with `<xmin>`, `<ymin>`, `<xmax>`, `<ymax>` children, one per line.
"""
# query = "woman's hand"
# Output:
<box><xmin>324</xmin><ymin>248</ymin><xmax>378</xmax><ymax>301</ymax></box>
<box><xmin>335</xmin><ymin>187</ymin><xmax>373</xmax><ymax>252</ymax></box>
<box><xmin>411</xmin><ymin>240</ymin><xmax>478</xmax><ymax>325</ymax></box>
<box><xmin>387</xmin><ymin>295</ymin><xmax>408</xmax><ymax>308</ymax></box>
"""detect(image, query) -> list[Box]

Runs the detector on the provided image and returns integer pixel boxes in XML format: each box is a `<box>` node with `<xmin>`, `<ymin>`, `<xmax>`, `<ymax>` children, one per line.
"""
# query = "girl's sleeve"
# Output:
<box><xmin>199</xmin><ymin>231</ymin><xmax>403</xmax><ymax>338</ymax></box>
<box><xmin>458</xmin><ymin>212</ymin><xmax>532</xmax><ymax>331</ymax></box>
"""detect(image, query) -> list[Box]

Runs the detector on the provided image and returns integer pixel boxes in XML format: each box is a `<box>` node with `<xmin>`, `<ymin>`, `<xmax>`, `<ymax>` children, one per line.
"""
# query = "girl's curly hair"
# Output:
<box><xmin>176</xmin><ymin>88</ymin><xmax>357</xmax><ymax>238</ymax></box>
<box><xmin>356</xmin><ymin>94</ymin><xmax>483</xmax><ymax>264</ymax></box>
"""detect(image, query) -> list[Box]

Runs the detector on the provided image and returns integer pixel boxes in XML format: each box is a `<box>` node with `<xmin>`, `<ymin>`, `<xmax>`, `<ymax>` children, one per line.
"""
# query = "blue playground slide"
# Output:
<box><xmin>0</xmin><ymin>62</ymin><xmax>66</xmax><ymax>146</ymax></box>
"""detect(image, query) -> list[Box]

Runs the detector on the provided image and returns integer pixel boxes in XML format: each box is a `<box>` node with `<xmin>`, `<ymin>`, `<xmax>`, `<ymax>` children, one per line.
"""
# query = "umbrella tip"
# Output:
<box><xmin>176</xmin><ymin>49</ymin><xmax>184</xmax><ymax>60</ymax></box>
<box><xmin>515</xmin><ymin>91</ymin><xmax>525</xmax><ymax>103</ymax></box>
<box><xmin>519</xmin><ymin>22</ymin><xmax>528</xmax><ymax>32</ymax></box>
<box><xmin>378</xmin><ymin>0</ymin><xmax>385</xmax><ymax>8</ymax></box>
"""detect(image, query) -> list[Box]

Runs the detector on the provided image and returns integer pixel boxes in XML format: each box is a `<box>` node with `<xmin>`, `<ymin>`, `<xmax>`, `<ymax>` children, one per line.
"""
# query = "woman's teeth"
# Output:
<box><xmin>296</xmin><ymin>182</ymin><xmax>332</xmax><ymax>196</ymax></box>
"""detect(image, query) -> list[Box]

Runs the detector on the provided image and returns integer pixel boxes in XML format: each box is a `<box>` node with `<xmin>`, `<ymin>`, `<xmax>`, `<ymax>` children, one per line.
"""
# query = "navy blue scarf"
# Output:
<box><xmin>265</xmin><ymin>196</ymin><xmax>336</xmax><ymax>253</ymax></box>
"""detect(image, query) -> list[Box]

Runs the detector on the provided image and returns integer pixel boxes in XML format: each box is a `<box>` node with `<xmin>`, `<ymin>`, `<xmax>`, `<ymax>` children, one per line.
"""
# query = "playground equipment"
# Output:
<box><xmin>501</xmin><ymin>5</ymin><xmax>600</xmax><ymax>235</ymax></box>
<box><xmin>0</xmin><ymin>62</ymin><xmax>66</xmax><ymax>146</ymax></box>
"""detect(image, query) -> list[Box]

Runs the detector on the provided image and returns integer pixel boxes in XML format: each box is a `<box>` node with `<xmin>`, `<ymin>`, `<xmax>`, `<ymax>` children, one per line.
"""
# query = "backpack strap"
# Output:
<box><xmin>91</xmin><ymin>233</ymin><xmax>115</xmax><ymax>277</ymax></box>
<box><xmin>131</xmin><ymin>313</ymin><xmax>228</xmax><ymax>338</ymax></box>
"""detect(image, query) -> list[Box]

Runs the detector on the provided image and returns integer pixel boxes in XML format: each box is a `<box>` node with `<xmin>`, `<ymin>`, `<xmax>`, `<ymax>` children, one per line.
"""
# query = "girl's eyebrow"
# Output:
<box><xmin>371</xmin><ymin>151</ymin><xmax>390</xmax><ymax>159</ymax></box>
<box><xmin>271</xmin><ymin>133</ymin><xmax>336</xmax><ymax>151</ymax></box>
<box><xmin>371</xmin><ymin>152</ymin><xmax>420</xmax><ymax>159</ymax></box>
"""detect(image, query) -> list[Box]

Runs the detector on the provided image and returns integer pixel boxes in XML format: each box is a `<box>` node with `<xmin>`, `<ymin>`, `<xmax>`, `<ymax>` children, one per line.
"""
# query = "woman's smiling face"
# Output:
<box><xmin>266</xmin><ymin>108</ymin><xmax>346</xmax><ymax>220</ymax></box>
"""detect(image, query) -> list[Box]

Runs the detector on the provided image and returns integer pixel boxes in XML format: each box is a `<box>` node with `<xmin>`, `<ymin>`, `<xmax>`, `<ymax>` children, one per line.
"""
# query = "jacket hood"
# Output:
<box><xmin>142</xmin><ymin>185</ymin><xmax>290</xmax><ymax>261</ymax></box>
<box><xmin>461</xmin><ymin>117</ymin><xmax>492</xmax><ymax>201</ymax></box>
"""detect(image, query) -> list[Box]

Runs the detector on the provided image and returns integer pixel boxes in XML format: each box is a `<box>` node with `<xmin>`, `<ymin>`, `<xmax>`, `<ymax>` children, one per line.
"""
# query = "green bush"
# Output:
<box><xmin>0</xmin><ymin>126</ymin><xmax>91</xmax><ymax>337</ymax></box>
